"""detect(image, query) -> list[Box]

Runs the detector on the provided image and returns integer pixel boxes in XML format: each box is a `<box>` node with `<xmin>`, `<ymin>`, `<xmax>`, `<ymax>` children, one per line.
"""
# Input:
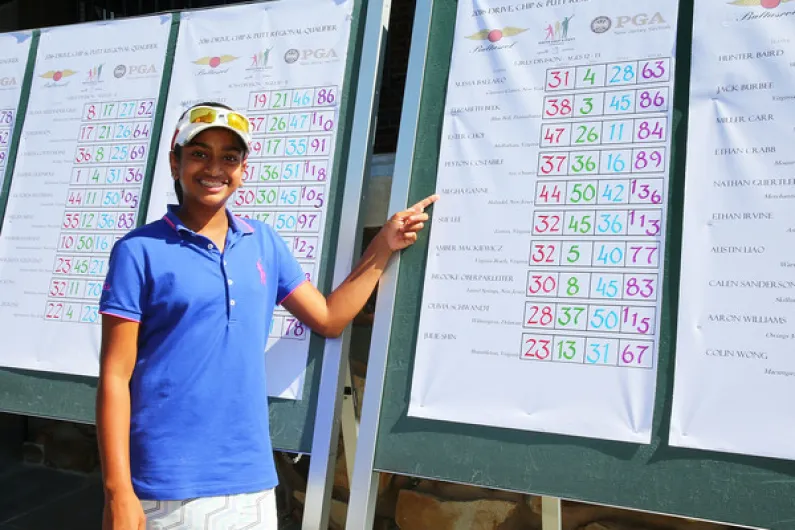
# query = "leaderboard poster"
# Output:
<box><xmin>145</xmin><ymin>0</ymin><xmax>353</xmax><ymax>399</ymax></box>
<box><xmin>408</xmin><ymin>0</ymin><xmax>679</xmax><ymax>442</ymax></box>
<box><xmin>671</xmin><ymin>0</ymin><xmax>795</xmax><ymax>460</ymax></box>
<box><xmin>0</xmin><ymin>16</ymin><xmax>172</xmax><ymax>376</ymax></box>
<box><xmin>0</xmin><ymin>32</ymin><xmax>33</xmax><ymax>197</ymax></box>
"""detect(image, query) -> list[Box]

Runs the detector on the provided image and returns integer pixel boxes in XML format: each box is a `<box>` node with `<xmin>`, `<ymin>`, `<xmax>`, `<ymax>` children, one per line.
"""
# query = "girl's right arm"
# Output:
<box><xmin>97</xmin><ymin>315</ymin><xmax>146</xmax><ymax>530</ymax></box>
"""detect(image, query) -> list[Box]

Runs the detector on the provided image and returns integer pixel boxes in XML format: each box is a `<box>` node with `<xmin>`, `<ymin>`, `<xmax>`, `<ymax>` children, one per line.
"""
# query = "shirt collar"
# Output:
<box><xmin>163</xmin><ymin>204</ymin><xmax>255</xmax><ymax>236</ymax></box>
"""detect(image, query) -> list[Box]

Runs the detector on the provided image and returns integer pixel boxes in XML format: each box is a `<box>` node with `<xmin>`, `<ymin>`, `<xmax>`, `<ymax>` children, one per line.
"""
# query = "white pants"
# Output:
<box><xmin>141</xmin><ymin>489</ymin><xmax>278</xmax><ymax>529</ymax></box>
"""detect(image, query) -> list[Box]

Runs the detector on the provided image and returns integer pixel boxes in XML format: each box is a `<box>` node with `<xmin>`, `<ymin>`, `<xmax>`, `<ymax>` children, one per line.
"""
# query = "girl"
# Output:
<box><xmin>97</xmin><ymin>102</ymin><xmax>436</xmax><ymax>529</ymax></box>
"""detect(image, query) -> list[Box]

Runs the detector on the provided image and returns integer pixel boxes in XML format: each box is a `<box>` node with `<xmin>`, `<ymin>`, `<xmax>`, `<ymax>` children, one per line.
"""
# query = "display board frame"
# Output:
<box><xmin>0</xmin><ymin>31</ymin><xmax>36</xmax><ymax>228</ymax></box>
<box><xmin>0</xmin><ymin>31</ymin><xmax>38</xmax><ymax>234</ymax></box>
<box><xmin>346</xmin><ymin>0</ymin><xmax>795</xmax><ymax>528</ymax></box>
<box><xmin>0</xmin><ymin>13</ymin><xmax>180</xmax><ymax>424</ymax></box>
<box><xmin>0</xmin><ymin>0</ymin><xmax>370</xmax><ymax>456</ymax></box>
<box><xmin>0</xmin><ymin>1</ymin><xmax>393</xmax><ymax>526</ymax></box>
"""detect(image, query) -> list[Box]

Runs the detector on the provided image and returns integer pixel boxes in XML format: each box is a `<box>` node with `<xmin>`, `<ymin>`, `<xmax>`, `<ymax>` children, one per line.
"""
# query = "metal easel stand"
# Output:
<box><xmin>341</xmin><ymin>367</ymin><xmax>359</xmax><ymax>481</ymax></box>
<box><xmin>542</xmin><ymin>496</ymin><xmax>563</xmax><ymax>530</ymax></box>
<box><xmin>344</xmin><ymin>0</ymin><xmax>433</xmax><ymax>525</ymax></box>
<box><xmin>300</xmin><ymin>0</ymin><xmax>393</xmax><ymax>525</ymax></box>
<box><xmin>342</xmin><ymin>0</ymin><xmax>568</xmax><ymax>526</ymax></box>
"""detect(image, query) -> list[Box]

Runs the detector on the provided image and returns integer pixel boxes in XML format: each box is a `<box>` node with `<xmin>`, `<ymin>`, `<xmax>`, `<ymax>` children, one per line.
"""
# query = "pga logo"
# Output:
<box><xmin>0</xmin><ymin>77</ymin><xmax>16</xmax><ymax>87</ymax></box>
<box><xmin>591</xmin><ymin>12</ymin><xmax>666</xmax><ymax>33</ymax></box>
<box><xmin>114</xmin><ymin>64</ymin><xmax>158</xmax><ymax>78</ymax></box>
<box><xmin>284</xmin><ymin>48</ymin><xmax>338</xmax><ymax>64</ymax></box>
<box><xmin>130</xmin><ymin>64</ymin><xmax>158</xmax><ymax>75</ymax></box>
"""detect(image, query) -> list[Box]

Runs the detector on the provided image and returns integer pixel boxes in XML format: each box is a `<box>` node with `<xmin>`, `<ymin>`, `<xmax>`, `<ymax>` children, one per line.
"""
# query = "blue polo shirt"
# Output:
<box><xmin>99</xmin><ymin>205</ymin><xmax>306</xmax><ymax>500</ymax></box>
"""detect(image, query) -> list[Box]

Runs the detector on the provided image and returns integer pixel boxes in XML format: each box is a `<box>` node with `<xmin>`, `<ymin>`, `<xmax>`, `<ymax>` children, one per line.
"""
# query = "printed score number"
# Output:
<box><xmin>538</xmin><ymin>148</ymin><xmax>666</xmax><ymax>176</ymax></box>
<box><xmin>242</xmin><ymin>160</ymin><xmax>328</xmax><ymax>183</ymax></box>
<box><xmin>72</xmin><ymin>166</ymin><xmax>145</xmax><ymax>185</ymax></box>
<box><xmin>269</xmin><ymin>315</ymin><xmax>308</xmax><ymax>340</ymax></box>
<box><xmin>526</xmin><ymin>271</ymin><xmax>658</xmax><ymax>301</ymax></box>
<box><xmin>79</xmin><ymin>121</ymin><xmax>151</xmax><ymax>142</ymax></box>
<box><xmin>529</xmin><ymin>241</ymin><xmax>660</xmax><ymax>268</ymax></box>
<box><xmin>544</xmin><ymin>59</ymin><xmax>671</xmax><ymax>92</ymax></box>
<box><xmin>536</xmin><ymin>179</ymin><xmax>663</xmax><ymax>206</ymax></box>
<box><xmin>542</xmin><ymin>88</ymin><xmax>668</xmax><ymax>119</ymax></box>
<box><xmin>540</xmin><ymin>117</ymin><xmax>667</xmax><ymax>147</ymax></box>
<box><xmin>83</xmin><ymin>100</ymin><xmax>155</xmax><ymax>121</ymax></box>
<box><xmin>523</xmin><ymin>302</ymin><xmax>655</xmax><ymax>335</ymax></box>
<box><xmin>233</xmin><ymin>186</ymin><xmax>324</xmax><ymax>209</ymax></box>
<box><xmin>245</xmin><ymin>111</ymin><xmax>336</xmax><ymax>134</ymax></box>
<box><xmin>248</xmin><ymin>87</ymin><xmax>338</xmax><ymax>110</ymax></box>
<box><xmin>521</xmin><ymin>333</ymin><xmax>654</xmax><ymax>368</ymax></box>
<box><xmin>531</xmin><ymin>209</ymin><xmax>662</xmax><ymax>237</ymax></box>
<box><xmin>248</xmin><ymin>135</ymin><xmax>331</xmax><ymax>158</ymax></box>
<box><xmin>45</xmin><ymin>302</ymin><xmax>101</xmax><ymax>323</ymax></box>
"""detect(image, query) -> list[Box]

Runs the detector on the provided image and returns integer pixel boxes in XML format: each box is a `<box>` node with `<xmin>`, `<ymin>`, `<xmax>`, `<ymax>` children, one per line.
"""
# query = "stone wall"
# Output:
<box><xmin>21</xmin><ymin>417</ymin><xmax>99</xmax><ymax>473</ymax></box>
<box><xmin>271</xmin><ymin>358</ymin><xmax>744</xmax><ymax>530</ymax></box>
<box><xmin>14</xmin><ymin>413</ymin><xmax>746</xmax><ymax>530</ymax></box>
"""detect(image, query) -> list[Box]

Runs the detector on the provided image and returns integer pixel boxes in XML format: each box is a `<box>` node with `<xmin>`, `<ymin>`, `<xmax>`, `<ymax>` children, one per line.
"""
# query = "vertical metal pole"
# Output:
<box><xmin>300</xmin><ymin>0</ymin><xmax>392</xmax><ymax>526</ymax></box>
<box><xmin>341</xmin><ymin>366</ymin><xmax>359</xmax><ymax>483</ymax></box>
<box><xmin>541</xmin><ymin>497</ymin><xmax>563</xmax><ymax>530</ymax></box>
<box><xmin>345</xmin><ymin>0</ymin><xmax>434</xmax><ymax>526</ymax></box>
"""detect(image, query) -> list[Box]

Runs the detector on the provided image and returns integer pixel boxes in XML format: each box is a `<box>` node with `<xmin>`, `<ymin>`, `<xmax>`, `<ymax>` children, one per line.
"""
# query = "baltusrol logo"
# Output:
<box><xmin>192</xmin><ymin>55</ymin><xmax>238</xmax><ymax>75</ymax></box>
<box><xmin>39</xmin><ymin>69</ymin><xmax>76</xmax><ymax>86</ymax></box>
<box><xmin>193</xmin><ymin>55</ymin><xmax>237</xmax><ymax>68</ymax></box>
<box><xmin>730</xmin><ymin>0</ymin><xmax>793</xmax><ymax>7</ymax></box>
<box><xmin>114</xmin><ymin>65</ymin><xmax>127</xmax><ymax>78</ymax></box>
<box><xmin>465</xmin><ymin>27</ymin><xmax>527</xmax><ymax>53</ymax></box>
<box><xmin>729</xmin><ymin>0</ymin><xmax>795</xmax><ymax>20</ymax></box>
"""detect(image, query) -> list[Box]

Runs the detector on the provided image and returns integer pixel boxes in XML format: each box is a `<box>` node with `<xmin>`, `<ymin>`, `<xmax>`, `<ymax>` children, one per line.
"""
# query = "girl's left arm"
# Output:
<box><xmin>282</xmin><ymin>194</ymin><xmax>438</xmax><ymax>337</ymax></box>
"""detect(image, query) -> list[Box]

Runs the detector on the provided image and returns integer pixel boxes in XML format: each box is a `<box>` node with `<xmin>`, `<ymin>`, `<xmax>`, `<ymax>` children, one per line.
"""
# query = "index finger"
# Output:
<box><xmin>410</xmin><ymin>194</ymin><xmax>439</xmax><ymax>213</ymax></box>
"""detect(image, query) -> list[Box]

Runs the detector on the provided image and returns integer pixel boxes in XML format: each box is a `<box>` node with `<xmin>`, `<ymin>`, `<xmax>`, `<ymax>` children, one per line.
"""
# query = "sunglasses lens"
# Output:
<box><xmin>189</xmin><ymin>107</ymin><xmax>217</xmax><ymax>124</ymax></box>
<box><xmin>227</xmin><ymin>113</ymin><xmax>250</xmax><ymax>134</ymax></box>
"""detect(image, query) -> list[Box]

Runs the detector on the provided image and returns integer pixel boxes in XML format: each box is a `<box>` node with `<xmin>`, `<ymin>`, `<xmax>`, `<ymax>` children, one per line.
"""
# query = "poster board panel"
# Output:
<box><xmin>370</xmin><ymin>0</ymin><xmax>795</xmax><ymax>527</ymax></box>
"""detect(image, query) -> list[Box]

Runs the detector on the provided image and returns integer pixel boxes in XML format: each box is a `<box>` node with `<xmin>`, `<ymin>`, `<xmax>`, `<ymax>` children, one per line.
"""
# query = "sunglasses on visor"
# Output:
<box><xmin>188</xmin><ymin>106</ymin><xmax>251</xmax><ymax>135</ymax></box>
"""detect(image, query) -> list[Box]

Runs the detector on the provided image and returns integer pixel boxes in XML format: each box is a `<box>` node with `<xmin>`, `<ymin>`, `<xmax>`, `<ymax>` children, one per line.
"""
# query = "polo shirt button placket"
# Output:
<box><xmin>222</xmin><ymin>254</ymin><xmax>237</xmax><ymax>322</ymax></box>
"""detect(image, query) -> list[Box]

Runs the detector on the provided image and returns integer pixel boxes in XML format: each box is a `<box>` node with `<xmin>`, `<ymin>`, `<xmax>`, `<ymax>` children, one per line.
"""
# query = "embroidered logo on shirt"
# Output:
<box><xmin>256</xmin><ymin>260</ymin><xmax>266</xmax><ymax>285</ymax></box>
<box><xmin>103</xmin><ymin>282</ymin><xmax>111</xmax><ymax>291</ymax></box>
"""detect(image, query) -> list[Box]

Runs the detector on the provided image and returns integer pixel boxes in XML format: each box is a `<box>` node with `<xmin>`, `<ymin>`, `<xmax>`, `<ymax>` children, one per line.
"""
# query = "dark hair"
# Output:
<box><xmin>173</xmin><ymin>144</ymin><xmax>184</xmax><ymax>205</ymax></box>
<box><xmin>172</xmin><ymin>101</ymin><xmax>238</xmax><ymax>206</ymax></box>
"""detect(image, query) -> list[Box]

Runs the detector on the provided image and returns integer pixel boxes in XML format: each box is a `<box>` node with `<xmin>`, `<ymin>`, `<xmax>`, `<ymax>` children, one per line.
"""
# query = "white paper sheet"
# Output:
<box><xmin>0</xmin><ymin>16</ymin><xmax>172</xmax><ymax>375</ymax></box>
<box><xmin>407</xmin><ymin>0</ymin><xmax>679</xmax><ymax>443</ymax></box>
<box><xmin>144</xmin><ymin>0</ymin><xmax>353</xmax><ymax>399</ymax></box>
<box><xmin>670</xmin><ymin>0</ymin><xmax>795</xmax><ymax>460</ymax></box>
<box><xmin>0</xmin><ymin>31</ymin><xmax>32</xmax><ymax>194</ymax></box>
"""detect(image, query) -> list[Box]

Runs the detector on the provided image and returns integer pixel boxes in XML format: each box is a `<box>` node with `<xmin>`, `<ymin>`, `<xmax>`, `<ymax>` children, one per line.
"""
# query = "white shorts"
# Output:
<box><xmin>141</xmin><ymin>489</ymin><xmax>278</xmax><ymax>529</ymax></box>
